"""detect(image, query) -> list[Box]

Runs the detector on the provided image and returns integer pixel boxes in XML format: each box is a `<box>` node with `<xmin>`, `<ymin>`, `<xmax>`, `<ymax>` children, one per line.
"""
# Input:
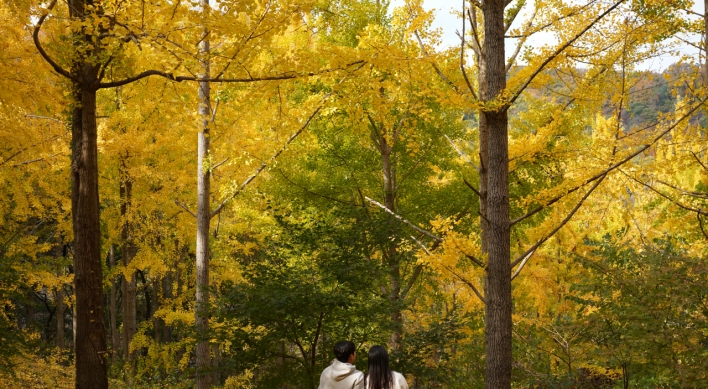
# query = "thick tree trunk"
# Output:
<box><xmin>71</xmin><ymin>81</ymin><xmax>109</xmax><ymax>389</ymax></box>
<box><xmin>195</xmin><ymin>1</ymin><xmax>212</xmax><ymax>386</ymax></box>
<box><xmin>482</xmin><ymin>1</ymin><xmax>512</xmax><ymax>388</ymax></box>
<box><xmin>121</xmin><ymin>169</ymin><xmax>137</xmax><ymax>368</ymax></box>
<box><xmin>109</xmin><ymin>245</ymin><xmax>118</xmax><ymax>363</ymax></box>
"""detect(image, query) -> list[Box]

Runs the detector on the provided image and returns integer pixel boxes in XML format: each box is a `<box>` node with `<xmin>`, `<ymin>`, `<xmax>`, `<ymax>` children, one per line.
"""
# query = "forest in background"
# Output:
<box><xmin>1</xmin><ymin>0</ymin><xmax>708</xmax><ymax>388</ymax></box>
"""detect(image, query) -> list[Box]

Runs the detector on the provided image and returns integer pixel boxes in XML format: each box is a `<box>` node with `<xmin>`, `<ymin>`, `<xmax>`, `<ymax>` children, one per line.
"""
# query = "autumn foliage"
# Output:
<box><xmin>1</xmin><ymin>0</ymin><xmax>708</xmax><ymax>388</ymax></box>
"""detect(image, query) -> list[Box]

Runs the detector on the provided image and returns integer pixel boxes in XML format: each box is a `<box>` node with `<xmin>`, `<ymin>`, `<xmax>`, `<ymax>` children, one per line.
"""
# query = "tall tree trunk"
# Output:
<box><xmin>380</xmin><ymin>139</ymin><xmax>402</xmax><ymax>352</ymax></box>
<box><xmin>121</xmin><ymin>167</ymin><xmax>137</xmax><ymax>370</ymax></box>
<box><xmin>72</xmin><ymin>80</ymin><xmax>109</xmax><ymax>389</ymax></box>
<box><xmin>476</xmin><ymin>33</ymin><xmax>489</xmax><ymax>254</ymax></box>
<box><xmin>109</xmin><ymin>245</ymin><xmax>118</xmax><ymax>363</ymax></box>
<box><xmin>482</xmin><ymin>0</ymin><xmax>512</xmax><ymax>388</ymax></box>
<box><xmin>195</xmin><ymin>1</ymin><xmax>212</xmax><ymax>386</ymax></box>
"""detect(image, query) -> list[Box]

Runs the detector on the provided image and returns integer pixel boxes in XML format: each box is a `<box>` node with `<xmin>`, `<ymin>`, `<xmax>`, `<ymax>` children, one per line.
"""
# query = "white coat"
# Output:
<box><xmin>318</xmin><ymin>359</ymin><xmax>365</xmax><ymax>389</ymax></box>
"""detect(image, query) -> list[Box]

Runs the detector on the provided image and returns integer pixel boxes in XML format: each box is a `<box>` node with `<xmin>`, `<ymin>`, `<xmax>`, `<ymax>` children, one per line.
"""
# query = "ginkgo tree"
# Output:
<box><xmin>411</xmin><ymin>0</ymin><xmax>704</xmax><ymax>386</ymax></box>
<box><xmin>29</xmin><ymin>0</ymin><xmax>359</xmax><ymax>386</ymax></box>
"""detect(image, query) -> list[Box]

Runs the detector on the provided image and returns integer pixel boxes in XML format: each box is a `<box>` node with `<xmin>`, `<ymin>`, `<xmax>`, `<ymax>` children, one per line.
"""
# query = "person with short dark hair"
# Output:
<box><xmin>365</xmin><ymin>346</ymin><xmax>408</xmax><ymax>389</ymax></box>
<box><xmin>318</xmin><ymin>340</ymin><xmax>365</xmax><ymax>389</ymax></box>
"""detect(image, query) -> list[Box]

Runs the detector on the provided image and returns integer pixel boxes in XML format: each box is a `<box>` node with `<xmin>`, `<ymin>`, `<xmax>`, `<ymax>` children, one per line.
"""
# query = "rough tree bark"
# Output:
<box><xmin>377</xmin><ymin>127</ymin><xmax>403</xmax><ymax>352</ymax></box>
<box><xmin>481</xmin><ymin>0</ymin><xmax>512</xmax><ymax>388</ymax></box>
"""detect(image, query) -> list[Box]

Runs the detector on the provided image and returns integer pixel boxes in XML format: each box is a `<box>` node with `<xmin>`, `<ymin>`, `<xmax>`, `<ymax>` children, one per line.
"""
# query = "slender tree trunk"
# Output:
<box><xmin>153</xmin><ymin>276</ymin><xmax>161</xmax><ymax>343</ymax></box>
<box><xmin>109</xmin><ymin>245</ymin><xmax>118</xmax><ymax>363</ymax></box>
<box><xmin>195</xmin><ymin>1</ymin><xmax>212</xmax><ymax>386</ymax></box>
<box><xmin>56</xmin><ymin>287</ymin><xmax>65</xmax><ymax>349</ymax></box>
<box><xmin>380</xmin><ymin>141</ymin><xmax>402</xmax><ymax>352</ymax></box>
<box><xmin>121</xmin><ymin>168</ymin><xmax>137</xmax><ymax>369</ymax></box>
<box><xmin>162</xmin><ymin>273</ymin><xmax>172</xmax><ymax>342</ymax></box>
<box><xmin>482</xmin><ymin>0</ymin><xmax>512</xmax><ymax>388</ymax></box>
<box><xmin>476</xmin><ymin>38</ymin><xmax>489</xmax><ymax>253</ymax></box>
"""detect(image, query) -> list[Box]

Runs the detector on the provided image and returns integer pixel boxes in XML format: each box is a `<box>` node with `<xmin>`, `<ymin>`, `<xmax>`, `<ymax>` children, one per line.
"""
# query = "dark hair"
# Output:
<box><xmin>333</xmin><ymin>340</ymin><xmax>356</xmax><ymax>363</ymax></box>
<box><xmin>366</xmin><ymin>345</ymin><xmax>393</xmax><ymax>389</ymax></box>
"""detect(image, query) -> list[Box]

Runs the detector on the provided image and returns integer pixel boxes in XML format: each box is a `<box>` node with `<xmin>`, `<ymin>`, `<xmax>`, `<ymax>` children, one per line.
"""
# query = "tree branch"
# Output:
<box><xmin>414</xmin><ymin>30</ymin><xmax>465</xmax><ymax>97</ymax></box>
<box><xmin>511</xmin><ymin>96</ymin><xmax>708</xmax><ymax>226</ymax></box>
<box><xmin>446</xmin><ymin>134</ymin><xmax>479</xmax><ymax>171</ymax></box>
<box><xmin>511</xmin><ymin>249</ymin><xmax>535</xmax><ymax>281</ymax></box>
<box><xmin>507</xmin><ymin>0</ymin><xmax>625</xmax><ymax>106</ymax></box>
<box><xmin>443</xmin><ymin>264</ymin><xmax>485</xmax><ymax>304</ymax></box>
<box><xmin>621</xmin><ymin>171</ymin><xmax>708</xmax><ymax>216</ymax></box>
<box><xmin>32</xmin><ymin>0</ymin><xmax>76</xmax><ymax>81</ymax></box>
<box><xmin>174</xmin><ymin>199</ymin><xmax>196</xmax><ymax>218</ymax></box>
<box><xmin>511</xmin><ymin>173</ymin><xmax>606</xmax><ymax>269</ymax></box>
<box><xmin>459</xmin><ymin>1</ymin><xmax>479</xmax><ymax>100</ymax></box>
<box><xmin>463</xmin><ymin>178</ymin><xmax>483</xmax><ymax>199</ymax></box>
<box><xmin>365</xmin><ymin>196</ymin><xmax>441</xmax><ymax>242</ymax></box>
<box><xmin>210</xmin><ymin>86</ymin><xmax>339</xmax><ymax>218</ymax></box>
<box><xmin>98</xmin><ymin>61</ymin><xmax>365</xmax><ymax>89</ymax></box>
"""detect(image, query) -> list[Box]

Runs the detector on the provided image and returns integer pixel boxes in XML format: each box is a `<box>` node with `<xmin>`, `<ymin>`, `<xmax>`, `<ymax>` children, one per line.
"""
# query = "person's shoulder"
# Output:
<box><xmin>392</xmin><ymin>371</ymin><xmax>409</xmax><ymax>388</ymax></box>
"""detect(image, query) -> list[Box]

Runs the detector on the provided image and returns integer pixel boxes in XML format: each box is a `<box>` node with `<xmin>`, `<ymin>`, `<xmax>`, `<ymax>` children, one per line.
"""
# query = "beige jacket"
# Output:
<box><xmin>318</xmin><ymin>360</ymin><xmax>365</xmax><ymax>389</ymax></box>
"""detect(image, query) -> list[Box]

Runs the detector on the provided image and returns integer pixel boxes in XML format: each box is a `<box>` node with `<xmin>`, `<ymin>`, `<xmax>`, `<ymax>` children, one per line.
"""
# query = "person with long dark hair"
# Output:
<box><xmin>365</xmin><ymin>346</ymin><xmax>408</xmax><ymax>389</ymax></box>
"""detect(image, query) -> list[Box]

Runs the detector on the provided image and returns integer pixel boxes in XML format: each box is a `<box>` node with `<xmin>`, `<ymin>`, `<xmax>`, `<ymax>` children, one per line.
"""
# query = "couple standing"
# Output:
<box><xmin>318</xmin><ymin>340</ymin><xmax>409</xmax><ymax>389</ymax></box>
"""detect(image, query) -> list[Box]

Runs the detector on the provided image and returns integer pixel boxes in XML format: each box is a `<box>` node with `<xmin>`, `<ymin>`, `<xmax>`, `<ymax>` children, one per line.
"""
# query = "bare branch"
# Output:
<box><xmin>25</xmin><ymin>115</ymin><xmax>65</xmax><ymax>124</ymax></box>
<box><xmin>621</xmin><ymin>171</ymin><xmax>708</xmax><ymax>216</ymax></box>
<box><xmin>691</xmin><ymin>151</ymin><xmax>708</xmax><ymax>173</ymax></box>
<box><xmin>414</xmin><ymin>30</ymin><xmax>465</xmax><ymax>97</ymax></box>
<box><xmin>210</xmin><ymin>86</ymin><xmax>340</xmax><ymax>218</ymax></box>
<box><xmin>460</xmin><ymin>1</ymin><xmax>479</xmax><ymax>100</ymax></box>
<box><xmin>511</xmin><ymin>174</ymin><xmax>606</xmax><ymax>269</ymax></box>
<box><xmin>32</xmin><ymin>0</ymin><xmax>76</xmax><ymax>81</ymax></box>
<box><xmin>511</xmin><ymin>249</ymin><xmax>535</xmax><ymax>281</ymax></box>
<box><xmin>98</xmin><ymin>60</ymin><xmax>366</xmax><ymax>89</ymax></box>
<box><xmin>512</xmin><ymin>97</ymin><xmax>708</xmax><ymax>225</ymax></box>
<box><xmin>443</xmin><ymin>264</ymin><xmax>485</xmax><ymax>304</ymax></box>
<box><xmin>400</xmin><ymin>264</ymin><xmax>423</xmax><ymax>300</ymax></box>
<box><xmin>506</xmin><ymin>5</ymin><xmax>538</xmax><ymax>73</ymax></box>
<box><xmin>174</xmin><ymin>199</ymin><xmax>196</xmax><ymax>218</ymax></box>
<box><xmin>463</xmin><ymin>178</ymin><xmax>483</xmax><ymax>199</ymax></box>
<box><xmin>508</xmin><ymin>0</ymin><xmax>625</xmax><ymax>106</ymax></box>
<box><xmin>698</xmin><ymin>214</ymin><xmax>708</xmax><ymax>241</ymax></box>
<box><xmin>365</xmin><ymin>196</ymin><xmax>442</xmax><ymax>242</ymax></box>
<box><xmin>446</xmin><ymin>134</ymin><xmax>479</xmax><ymax>171</ymax></box>
<box><xmin>211</xmin><ymin>157</ymin><xmax>229</xmax><ymax>171</ymax></box>
<box><xmin>657</xmin><ymin>179</ymin><xmax>708</xmax><ymax>199</ymax></box>
<box><xmin>12</xmin><ymin>153</ymin><xmax>61</xmax><ymax>167</ymax></box>
<box><xmin>467</xmin><ymin>8</ymin><xmax>483</xmax><ymax>57</ymax></box>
